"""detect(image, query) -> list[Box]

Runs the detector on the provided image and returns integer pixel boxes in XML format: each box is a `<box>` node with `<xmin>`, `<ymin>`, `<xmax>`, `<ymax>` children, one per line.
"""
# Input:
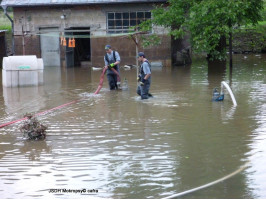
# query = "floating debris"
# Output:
<box><xmin>123</xmin><ymin>64</ymin><xmax>136</xmax><ymax>70</ymax></box>
<box><xmin>20</xmin><ymin>114</ymin><xmax>47</xmax><ymax>140</ymax></box>
<box><xmin>92</xmin><ymin>67</ymin><xmax>102</xmax><ymax>71</ymax></box>
<box><xmin>121</xmin><ymin>78</ymin><xmax>129</xmax><ymax>90</ymax></box>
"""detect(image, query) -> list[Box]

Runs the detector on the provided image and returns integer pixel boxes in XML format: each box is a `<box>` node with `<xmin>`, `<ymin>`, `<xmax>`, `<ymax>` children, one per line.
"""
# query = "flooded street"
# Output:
<box><xmin>0</xmin><ymin>54</ymin><xmax>265</xmax><ymax>198</ymax></box>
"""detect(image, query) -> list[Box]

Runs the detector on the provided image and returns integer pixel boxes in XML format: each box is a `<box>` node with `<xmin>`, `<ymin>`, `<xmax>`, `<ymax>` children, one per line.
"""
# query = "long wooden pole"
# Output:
<box><xmin>136</xmin><ymin>34</ymin><xmax>139</xmax><ymax>80</ymax></box>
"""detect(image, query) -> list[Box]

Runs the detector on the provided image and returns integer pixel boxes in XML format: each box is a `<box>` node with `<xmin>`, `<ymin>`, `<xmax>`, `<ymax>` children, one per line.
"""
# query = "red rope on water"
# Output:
<box><xmin>0</xmin><ymin>99</ymin><xmax>81</xmax><ymax>129</ymax></box>
<box><xmin>0</xmin><ymin>117</ymin><xmax>28</xmax><ymax>129</ymax></box>
<box><xmin>35</xmin><ymin>99</ymin><xmax>81</xmax><ymax>117</ymax></box>
<box><xmin>0</xmin><ymin>67</ymin><xmax>121</xmax><ymax>129</ymax></box>
<box><xmin>94</xmin><ymin>67</ymin><xmax>120</xmax><ymax>94</ymax></box>
<box><xmin>94</xmin><ymin>67</ymin><xmax>107</xmax><ymax>94</ymax></box>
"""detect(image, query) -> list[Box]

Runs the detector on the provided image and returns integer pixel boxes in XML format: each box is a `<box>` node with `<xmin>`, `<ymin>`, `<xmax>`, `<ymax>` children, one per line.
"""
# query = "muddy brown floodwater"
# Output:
<box><xmin>0</xmin><ymin>54</ymin><xmax>265</xmax><ymax>198</ymax></box>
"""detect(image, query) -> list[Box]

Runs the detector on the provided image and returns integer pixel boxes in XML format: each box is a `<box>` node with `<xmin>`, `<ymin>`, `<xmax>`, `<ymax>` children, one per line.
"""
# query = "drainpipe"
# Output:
<box><xmin>2</xmin><ymin>6</ymin><xmax>15</xmax><ymax>55</ymax></box>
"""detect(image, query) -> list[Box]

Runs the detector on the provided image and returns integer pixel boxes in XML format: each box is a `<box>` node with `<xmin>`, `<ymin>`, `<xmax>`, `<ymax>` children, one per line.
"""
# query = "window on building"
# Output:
<box><xmin>107</xmin><ymin>11</ymin><xmax>151</xmax><ymax>34</ymax></box>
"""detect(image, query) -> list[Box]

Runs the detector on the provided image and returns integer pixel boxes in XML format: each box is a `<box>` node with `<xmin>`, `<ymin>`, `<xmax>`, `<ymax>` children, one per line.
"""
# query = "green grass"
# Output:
<box><xmin>0</xmin><ymin>24</ymin><xmax>11</xmax><ymax>32</ymax></box>
<box><xmin>0</xmin><ymin>10</ymin><xmax>12</xmax><ymax>32</ymax></box>
<box><xmin>251</xmin><ymin>21</ymin><xmax>266</xmax><ymax>36</ymax></box>
<box><xmin>258</xmin><ymin>21</ymin><xmax>266</xmax><ymax>26</ymax></box>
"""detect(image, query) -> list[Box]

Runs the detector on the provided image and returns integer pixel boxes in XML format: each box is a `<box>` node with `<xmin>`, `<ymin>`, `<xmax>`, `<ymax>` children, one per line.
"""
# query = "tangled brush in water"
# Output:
<box><xmin>20</xmin><ymin>114</ymin><xmax>47</xmax><ymax>140</ymax></box>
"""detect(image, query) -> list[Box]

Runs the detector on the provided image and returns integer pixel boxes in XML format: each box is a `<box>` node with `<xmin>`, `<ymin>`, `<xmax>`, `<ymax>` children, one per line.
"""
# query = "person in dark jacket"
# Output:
<box><xmin>137</xmin><ymin>52</ymin><xmax>151</xmax><ymax>99</ymax></box>
<box><xmin>104</xmin><ymin>45</ymin><xmax>121</xmax><ymax>90</ymax></box>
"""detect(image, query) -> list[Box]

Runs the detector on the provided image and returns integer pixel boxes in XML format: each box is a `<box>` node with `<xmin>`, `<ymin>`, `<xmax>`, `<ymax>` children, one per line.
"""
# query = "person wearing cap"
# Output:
<box><xmin>104</xmin><ymin>45</ymin><xmax>121</xmax><ymax>90</ymax></box>
<box><xmin>137</xmin><ymin>52</ymin><xmax>152</xmax><ymax>99</ymax></box>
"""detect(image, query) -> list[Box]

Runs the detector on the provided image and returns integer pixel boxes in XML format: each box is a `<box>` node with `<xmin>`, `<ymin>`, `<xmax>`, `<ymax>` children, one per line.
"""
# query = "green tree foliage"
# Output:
<box><xmin>262</xmin><ymin>0</ymin><xmax>266</xmax><ymax>21</ymax></box>
<box><xmin>144</xmin><ymin>0</ymin><xmax>263</xmax><ymax>60</ymax></box>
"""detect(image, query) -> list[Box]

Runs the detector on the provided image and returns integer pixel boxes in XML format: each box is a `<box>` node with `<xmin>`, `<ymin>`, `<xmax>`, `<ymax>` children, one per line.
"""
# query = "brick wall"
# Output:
<box><xmin>13</xmin><ymin>4</ymin><xmax>171</xmax><ymax>67</ymax></box>
<box><xmin>14</xmin><ymin>35</ymin><xmax>41</xmax><ymax>57</ymax></box>
<box><xmin>91</xmin><ymin>35</ymin><xmax>171</xmax><ymax>67</ymax></box>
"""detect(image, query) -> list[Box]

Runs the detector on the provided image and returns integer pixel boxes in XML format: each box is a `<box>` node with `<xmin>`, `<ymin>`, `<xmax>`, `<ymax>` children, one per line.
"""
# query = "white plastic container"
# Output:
<box><xmin>2</xmin><ymin>55</ymin><xmax>44</xmax><ymax>87</ymax></box>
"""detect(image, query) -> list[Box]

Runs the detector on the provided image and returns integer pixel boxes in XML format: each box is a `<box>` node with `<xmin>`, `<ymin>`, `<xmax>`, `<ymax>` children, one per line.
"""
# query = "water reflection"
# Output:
<box><xmin>19</xmin><ymin>140</ymin><xmax>51</xmax><ymax>161</ymax></box>
<box><xmin>0</xmin><ymin>54</ymin><xmax>265</xmax><ymax>198</ymax></box>
<box><xmin>2</xmin><ymin>86</ymin><xmax>46</xmax><ymax>115</ymax></box>
<box><xmin>220</xmin><ymin>105</ymin><xmax>237</xmax><ymax>122</ymax></box>
<box><xmin>208</xmin><ymin>60</ymin><xmax>227</xmax><ymax>89</ymax></box>
<box><xmin>246</xmin><ymin>81</ymin><xmax>266</xmax><ymax>198</ymax></box>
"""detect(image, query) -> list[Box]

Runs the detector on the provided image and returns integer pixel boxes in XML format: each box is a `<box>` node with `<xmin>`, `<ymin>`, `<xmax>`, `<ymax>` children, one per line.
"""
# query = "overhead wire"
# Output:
<box><xmin>21</xmin><ymin>29</ymin><xmax>148</xmax><ymax>39</ymax></box>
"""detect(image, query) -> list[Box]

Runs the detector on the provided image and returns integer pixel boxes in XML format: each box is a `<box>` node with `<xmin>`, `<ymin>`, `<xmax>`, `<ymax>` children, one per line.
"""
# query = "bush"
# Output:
<box><xmin>233</xmin><ymin>27</ymin><xmax>266</xmax><ymax>53</ymax></box>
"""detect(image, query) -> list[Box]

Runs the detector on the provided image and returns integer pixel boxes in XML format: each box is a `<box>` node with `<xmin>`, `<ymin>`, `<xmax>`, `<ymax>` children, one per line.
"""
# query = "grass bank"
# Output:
<box><xmin>0</xmin><ymin>10</ymin><xmax>13</xmax><ymax>55</ymax></box>
<box><xmin>0</xmin><ymin>10</ymin><xmax>12</xmax><ymax>32</ymax></box>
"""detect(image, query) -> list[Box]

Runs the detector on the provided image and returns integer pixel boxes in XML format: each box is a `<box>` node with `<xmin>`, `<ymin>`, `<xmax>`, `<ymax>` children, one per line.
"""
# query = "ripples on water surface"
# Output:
<box><xmin>0</xmin><ymin>54</ymin><xmax>265</xmax><ymax>198</ymax></box>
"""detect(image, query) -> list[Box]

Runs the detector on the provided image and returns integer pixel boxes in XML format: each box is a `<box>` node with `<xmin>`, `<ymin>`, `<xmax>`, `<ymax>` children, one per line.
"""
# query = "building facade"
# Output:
<box><xmin>1</xmin><ymin>0</ymin><xmax>171</xmax><ymax>67</ymax></box>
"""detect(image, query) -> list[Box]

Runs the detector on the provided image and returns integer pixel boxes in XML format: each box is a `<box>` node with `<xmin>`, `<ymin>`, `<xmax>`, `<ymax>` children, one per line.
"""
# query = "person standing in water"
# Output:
<box><xmin>104</xmin><ymin>45</ymin><xmax>121</xmax><ymax>90</ymax></box>
<box><xmin>137</xmin><ymin>52</ymin><xmax>152</xmax><ymax>99</ymax></box>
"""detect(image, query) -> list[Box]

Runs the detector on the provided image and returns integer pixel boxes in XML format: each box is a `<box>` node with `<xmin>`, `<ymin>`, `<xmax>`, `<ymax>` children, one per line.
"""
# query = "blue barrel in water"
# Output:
<box><xmin>212</xmin><ymin>88</ymin><xmax>220</xmax><ymax>101</ymax></box>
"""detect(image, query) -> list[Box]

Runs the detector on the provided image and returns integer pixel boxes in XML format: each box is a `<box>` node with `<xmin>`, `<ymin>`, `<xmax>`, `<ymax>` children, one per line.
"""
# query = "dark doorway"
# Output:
<box><xmin>65</xmin><ymin>27</ymin><xmax>91</xmax><ymax>67</ymax></box>
<box><xmin>0</xmin><ymin>31</ymin><xmax>7</xmax><ymax>67</ymax></box>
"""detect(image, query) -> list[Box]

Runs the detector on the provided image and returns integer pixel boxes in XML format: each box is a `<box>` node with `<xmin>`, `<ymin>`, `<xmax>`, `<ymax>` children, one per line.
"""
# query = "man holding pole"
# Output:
<box><xmin>137</xmin><ymin>52</ymin><xmax>152</xmax><ymax>100</ymax></box>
